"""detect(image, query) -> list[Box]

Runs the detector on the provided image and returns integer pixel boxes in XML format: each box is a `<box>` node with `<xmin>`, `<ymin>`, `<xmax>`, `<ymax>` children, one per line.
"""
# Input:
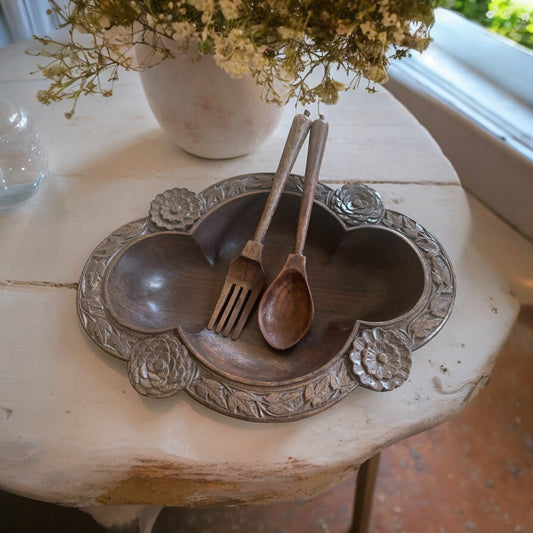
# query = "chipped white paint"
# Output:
<box><xmin>0</xmin><ymin>37</ymin><xmax>519</xmax><ymax>529</ymax></box>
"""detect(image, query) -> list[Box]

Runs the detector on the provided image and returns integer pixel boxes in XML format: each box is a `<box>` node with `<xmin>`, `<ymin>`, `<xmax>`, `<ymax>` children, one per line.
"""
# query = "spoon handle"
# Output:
<box><xmin>293</xmin><ymin>116</ymin><xmax>329</xmax><ymax>256</ymax></box>
<box><xmin>252</xmin><ymin>110</ymin><xmax>312</xmax><ymax>244</ymax></box>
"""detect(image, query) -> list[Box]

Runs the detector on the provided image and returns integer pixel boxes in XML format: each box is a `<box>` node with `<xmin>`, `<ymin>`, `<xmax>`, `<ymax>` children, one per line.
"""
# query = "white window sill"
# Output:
<box><xmin>389</xmin><ymin>8</ymin><xmax>533</xmax><ymax>163</ymax></box>
<box><xmin>387</xmin><ymin>8</ymin><xmax>533</xmax><ymax>241</ymax></box>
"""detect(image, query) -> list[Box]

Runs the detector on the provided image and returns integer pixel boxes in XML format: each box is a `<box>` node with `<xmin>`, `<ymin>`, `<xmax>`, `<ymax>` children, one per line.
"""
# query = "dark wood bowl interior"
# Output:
<box><xmin>104</xmin><ymin>193</ymin><xmax>426</xmax><ymax>385</ymax></box>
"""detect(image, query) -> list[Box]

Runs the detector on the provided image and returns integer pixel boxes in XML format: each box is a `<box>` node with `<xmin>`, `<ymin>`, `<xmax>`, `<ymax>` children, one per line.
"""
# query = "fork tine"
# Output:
<box><xmin>207</xmin><ymin>282</ymin><xmax>234</xmax><ymax>330</ymax></box>
<box><xmin>230</xmin><ymin>286</ymin><xmax>262</xmax><ymax>340</ymax></box>
<box><xmin>222</xmin><ymin>288</ymin><xmax>251</xmax><ymax>337</ymax></box>
<box><xmin>215</xmin><ymin>285</ymin><xmax>242</xmax><ymax>334</ymax></box>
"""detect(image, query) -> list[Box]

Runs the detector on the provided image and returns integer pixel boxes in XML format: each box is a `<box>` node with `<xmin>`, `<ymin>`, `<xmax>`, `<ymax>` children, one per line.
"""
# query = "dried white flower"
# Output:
<box><xmin>220</xmin><ymin>0</ymin><xmax>241</xmax><ymax>20</ymax></box>
<box><xmin>360</xmin><ymin>21</ymin><xmax>377</xmax><ymax>39</ymax></box>
<box><xmin>34</xmin><ymin>0</ymin><xmax>438</xmax><ymax>116</ymax></box>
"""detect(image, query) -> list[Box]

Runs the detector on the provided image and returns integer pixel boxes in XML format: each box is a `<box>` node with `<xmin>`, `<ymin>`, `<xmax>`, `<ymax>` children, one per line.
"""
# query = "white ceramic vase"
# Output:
<box><xmin>137</xmin><ymin>45</ymin><xmax>283</xmax><ymax>159</ymax></box>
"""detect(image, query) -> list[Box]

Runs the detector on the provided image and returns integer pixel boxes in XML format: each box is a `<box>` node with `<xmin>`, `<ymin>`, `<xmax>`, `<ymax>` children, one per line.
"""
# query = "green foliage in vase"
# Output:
<box><xmin>33</xmin><ymin>0</ymin><xmax>440</xmax><ymax>118</ymax></box>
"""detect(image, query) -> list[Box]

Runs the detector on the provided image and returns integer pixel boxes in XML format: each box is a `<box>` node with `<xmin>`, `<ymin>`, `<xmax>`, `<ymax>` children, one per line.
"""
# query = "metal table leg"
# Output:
<box><xmin>350</xmin><ymin>453</ymin><xmax>381</xmax><ymax>533</ymax></box>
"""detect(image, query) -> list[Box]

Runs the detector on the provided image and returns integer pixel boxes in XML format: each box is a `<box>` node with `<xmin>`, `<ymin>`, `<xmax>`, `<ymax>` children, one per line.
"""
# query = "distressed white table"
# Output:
<box><xmin>0</xmin><ymin>39</ymin><xmax>519</xmax><ymax>532</ymax></box>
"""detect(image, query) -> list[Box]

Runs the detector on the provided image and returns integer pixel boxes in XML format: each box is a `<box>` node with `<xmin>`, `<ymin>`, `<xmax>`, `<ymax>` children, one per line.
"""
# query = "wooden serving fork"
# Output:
<box><xmin>207</xmin><ymin>111</ymin><xmax>312</xmax><ymax>339</ymax></box>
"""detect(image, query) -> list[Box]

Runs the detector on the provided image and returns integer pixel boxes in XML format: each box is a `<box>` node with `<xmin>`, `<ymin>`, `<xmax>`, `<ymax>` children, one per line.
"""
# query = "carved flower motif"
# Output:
<box><xmin>128</xmin><ymin>335</ymin><xmax>191</xmax><ymax>397</ymax></box>
<box><xmin>329</xmin><ymin>183</ymin><xmax>384</xmax><ymax>225</ymax></box>
<box><xmin>349</xmin><ymin>328</ymin><xmax>412</xmax><ymax>391</ymax></box>
<box><xmin>149</xmin><ymin>188</ymin><xmax>205</xmax><ymax>231</ymax></box>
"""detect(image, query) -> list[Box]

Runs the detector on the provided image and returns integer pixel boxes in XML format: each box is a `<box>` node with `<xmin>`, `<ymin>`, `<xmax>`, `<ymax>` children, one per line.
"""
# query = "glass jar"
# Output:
<box><xmin>0</xmin><ymin>99</ymin><xmax>48</xmax><ymax>213</ymax></box>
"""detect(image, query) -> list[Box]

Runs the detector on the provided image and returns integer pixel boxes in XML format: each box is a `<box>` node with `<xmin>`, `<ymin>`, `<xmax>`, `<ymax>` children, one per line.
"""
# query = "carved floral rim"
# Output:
<box><xmin>77</xmin><ymin>174</ymin><xmax>456</xmax><ymax>422</ymax></box>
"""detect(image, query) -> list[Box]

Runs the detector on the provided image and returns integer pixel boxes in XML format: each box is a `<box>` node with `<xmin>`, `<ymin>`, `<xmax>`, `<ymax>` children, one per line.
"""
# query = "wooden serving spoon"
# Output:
<box><xmin>258</xmin><ymin>116</ymin><xmax>329</xmax><ymax>350</ymax></box>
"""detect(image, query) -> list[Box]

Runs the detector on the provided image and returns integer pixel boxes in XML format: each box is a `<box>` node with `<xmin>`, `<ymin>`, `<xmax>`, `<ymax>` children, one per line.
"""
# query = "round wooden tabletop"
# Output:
<box><xmin>0</xmin><ymin>38</ymin><xmax>518</xmax><ymax>512</ymax></box>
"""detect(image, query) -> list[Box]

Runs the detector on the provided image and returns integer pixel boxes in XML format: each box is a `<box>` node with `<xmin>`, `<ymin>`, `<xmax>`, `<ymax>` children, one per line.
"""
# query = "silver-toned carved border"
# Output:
<box><xmin>77</xmin><ymin>174</ymin><xmax>455</xmax><ymax>422</ymax></box>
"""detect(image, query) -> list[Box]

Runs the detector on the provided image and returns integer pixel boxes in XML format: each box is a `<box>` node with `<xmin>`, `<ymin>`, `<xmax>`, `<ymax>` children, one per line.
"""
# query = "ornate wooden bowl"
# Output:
<box><xmin>77</xmin><ymin>174</ymin><xmax>455</xmax><ymax>422</ymax></box>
